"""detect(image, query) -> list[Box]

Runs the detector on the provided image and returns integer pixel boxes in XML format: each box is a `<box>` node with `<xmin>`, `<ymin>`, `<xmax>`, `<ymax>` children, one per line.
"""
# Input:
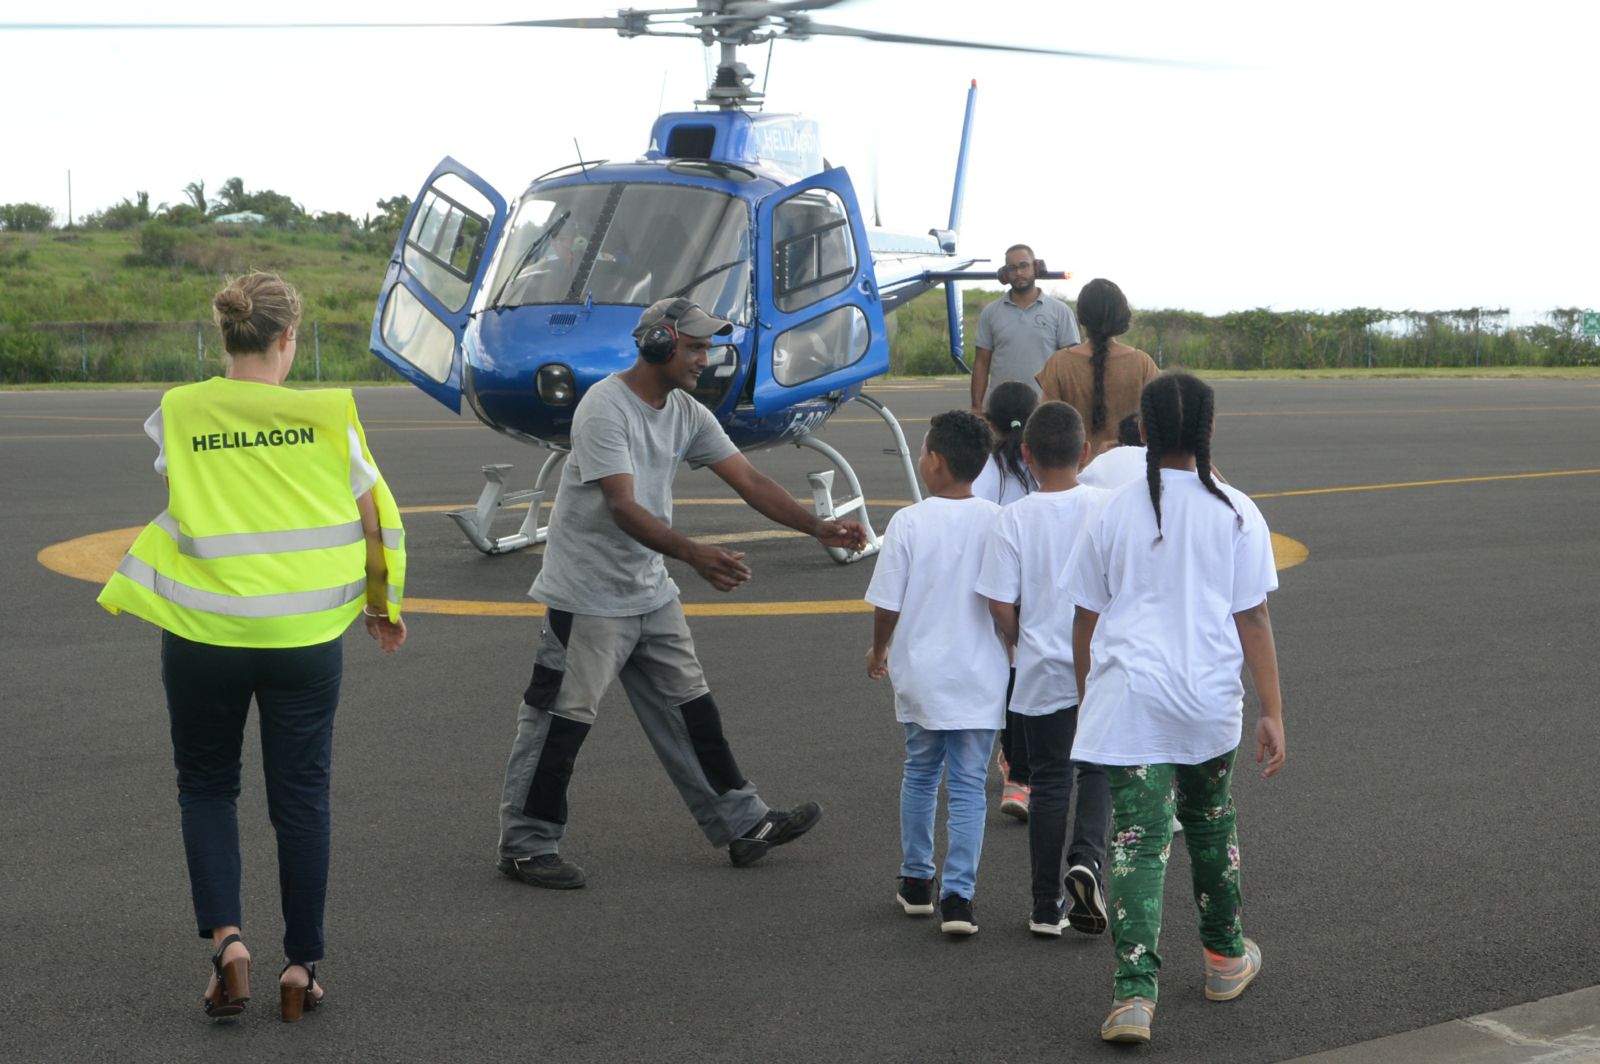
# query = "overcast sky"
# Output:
<box><xmin>1</xmin><ymin>0</ymin><xmax>1594</xmax><ymax>319</ymax></box>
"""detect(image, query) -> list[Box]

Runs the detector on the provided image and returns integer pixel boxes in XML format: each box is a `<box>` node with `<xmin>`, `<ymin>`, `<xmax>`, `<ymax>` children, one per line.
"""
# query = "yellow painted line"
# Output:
<box><xmin>834</xmin><ymin>404</ymin><xmax>1600</xmax><ymax>427</ymax></box>
<box><xmin>403</xmin><ymin>597</ymin><xmax>875</xmax><ymax>618</ymax></box>
<box><xmin>37</xmin><ymin>522</ymin><xmax>1307</xmax><ymax>617</ymax></box>
<box><xmin>37</xmin><ymin>465</ymin><xmax>1596</xmax><ymax>618</ymax></box>
<box><xmin>1252</xmin><ymin>468</ymin><xmax>1600</xmax><ymax>499</ymax></box>
<box><xmin>1</xmin><ymin>414</ymin><xmax>146</xmax><ymax>422</ymax></box>
<box><xmin>1218</xmin><ymin>404</ymin><xmax>1600</xmax><ymax>418</ymax></box>
<box><xmin>831</xmin><ymin>416</ymin><xmax>929</xmax><ymax>425</ymax></box>
<box><xmin>1270</xmin><ymin>532</ymin><xmax>1307</xmax><ymax>571</ymax></box>
<box><xmin>397</xmin><ymin>498</ymin><xmax>915</xmax><ymax>515</ymax></box>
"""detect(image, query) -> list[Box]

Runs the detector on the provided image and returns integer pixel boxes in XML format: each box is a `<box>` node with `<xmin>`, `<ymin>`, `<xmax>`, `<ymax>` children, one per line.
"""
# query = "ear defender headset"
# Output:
<box><xmin>997</xmin><ymin>259</ymin><xmax>1048</xmax><ymax>284</ymax></box>
<box><xmin>638</xmin><ymin>297</ymin><xmax>697</xmax><ymax>364</ymax></box>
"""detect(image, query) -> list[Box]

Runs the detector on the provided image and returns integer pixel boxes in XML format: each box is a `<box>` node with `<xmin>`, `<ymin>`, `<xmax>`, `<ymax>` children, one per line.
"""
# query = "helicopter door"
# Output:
<box><xmin>750</xmin><ymin>169</ymin><xmax>889</xmax><ymax>417</ymax></box>
<box><xmin>370</xmin><ymin>158</ymin><xmax>507</xmax><ymax>412</ymax></box>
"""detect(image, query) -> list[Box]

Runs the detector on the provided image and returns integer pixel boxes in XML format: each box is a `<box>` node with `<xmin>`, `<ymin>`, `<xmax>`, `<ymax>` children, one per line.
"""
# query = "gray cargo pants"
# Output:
<box><xmin>498</xmin><ymin>598</ymin><xmax>768</xmax><ymax>857</ymax></box>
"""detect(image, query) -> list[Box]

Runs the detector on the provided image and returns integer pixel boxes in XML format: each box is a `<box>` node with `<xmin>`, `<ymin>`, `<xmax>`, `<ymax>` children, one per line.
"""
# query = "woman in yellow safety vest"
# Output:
<box><xmin>98</xmin><ymin>272</ymin><xmax>407</xmax><ymax>1023</ymax></box>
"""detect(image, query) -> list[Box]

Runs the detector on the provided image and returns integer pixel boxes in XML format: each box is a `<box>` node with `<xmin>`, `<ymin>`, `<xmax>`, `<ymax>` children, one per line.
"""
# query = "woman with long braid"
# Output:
<box><xmin>1064</xmin><ymin>371</ymin><xmax>1286</xmax><ymax>1045</ymax></box>
<box><xmin>1036</xmin><ymin>279</ymin><xmax>1159</xmax><ymax>457</ymax></box>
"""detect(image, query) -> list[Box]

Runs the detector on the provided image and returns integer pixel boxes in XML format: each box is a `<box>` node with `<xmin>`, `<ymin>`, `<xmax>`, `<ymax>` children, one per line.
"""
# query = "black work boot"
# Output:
<box><xmin>728</xmin><ymin>801</ymin><xmax>823</xmax><ymax>867</ymax></box>
<box><xmin>498</xmin><ymin>853</ymin><xmax>587</xmax><ymax>890</ymax></box>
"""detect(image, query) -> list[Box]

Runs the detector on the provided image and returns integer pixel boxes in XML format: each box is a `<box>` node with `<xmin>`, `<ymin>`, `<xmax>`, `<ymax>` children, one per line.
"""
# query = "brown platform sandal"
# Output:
<box><xmin>279</xmin><ymin>962</ymin><xmax>323</xmax><ymax>1023</ymax></box>
<box><xmin>203</xmin><ymin>934</ymin><xmax>251</xmax><ymax>1019</ymax></box>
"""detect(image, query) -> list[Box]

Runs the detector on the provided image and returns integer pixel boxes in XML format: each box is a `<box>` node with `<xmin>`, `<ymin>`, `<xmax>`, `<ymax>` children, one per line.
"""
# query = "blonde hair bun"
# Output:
<box><xmin>211</xmin><ymin>272</ymin><xmax>302</xmax><ymax>355</ymax></box>
<box><xmin>213</xmin><ymin>287</ymin><xmax>254</xmax><ymax>324</ymax></box>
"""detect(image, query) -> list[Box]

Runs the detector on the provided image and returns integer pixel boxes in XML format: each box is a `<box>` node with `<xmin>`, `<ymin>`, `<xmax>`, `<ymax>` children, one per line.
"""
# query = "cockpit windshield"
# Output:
<box><xmin>487</xmin><ymin>183</ymin><xmax>751</xmax><ymax>324</ymax></box>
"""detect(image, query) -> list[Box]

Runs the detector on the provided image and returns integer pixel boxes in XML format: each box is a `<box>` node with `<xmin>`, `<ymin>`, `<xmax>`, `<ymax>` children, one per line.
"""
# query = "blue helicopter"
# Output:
<box><xmin>360</xmin><ymin>1</ymin><xmax>1137</xmax><ymax>561</ymax></box>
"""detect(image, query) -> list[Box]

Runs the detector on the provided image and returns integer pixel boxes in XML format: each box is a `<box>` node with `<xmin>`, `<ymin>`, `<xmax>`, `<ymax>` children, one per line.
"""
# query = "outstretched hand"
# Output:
<box><xmin>815</xmin><ymin>519</ymin><xmax>868</xmax><ymax>553</ymax></box>
<box><xmin>364</xmin><ymin>612</ymin><xmax>408</xmax><ymax>653</ymax></box>
<box><xmin>1255</xmin><ymin>716</ymin><xmax>1285</xmax><ymax>778</ymax></box>
<box><xmin>691</xmin><ymin>544</ymin><xmax>752</xmax><ymax>592</ymax></box>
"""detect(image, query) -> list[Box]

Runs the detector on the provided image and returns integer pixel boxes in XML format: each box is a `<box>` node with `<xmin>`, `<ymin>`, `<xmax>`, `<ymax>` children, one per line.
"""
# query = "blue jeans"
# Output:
<box><xmin>162</xmin><ymin>631</ymin><xmax>341</xmax><ymax>965</ymax></box>
<box><xmin>899</xmin><ymin>724</ymin><xmax>997</xmax><ymax>902</ymax></box>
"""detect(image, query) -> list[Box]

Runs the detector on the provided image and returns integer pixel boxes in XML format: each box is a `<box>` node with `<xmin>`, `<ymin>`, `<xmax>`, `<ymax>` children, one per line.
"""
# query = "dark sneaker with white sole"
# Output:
<box><xmin>896</xmin><ymin>876</ymin><xmax>936</xmax><ymax>915</ymax></box>
<box><xmin>728</xmin><ymin>801</ymin><xmax>823</xmax><ymax>867</ymax></box>
<box><xmin>497</xmin><ymin>853</ymin><xmax>587</xmax><ymax>890</ymax></box>
<box><xmin>940</xmin><ymin>895</ymin><xmax>978</xmax><ymax>936</ymax></box>
<box><xmin>1029</xmin><ymin>897</ymin><xmax>1067</xmax><ymax>936</ymax></box>
<box><xmin>1065</xmin><ymin>864</ymin><xmax>1108</xmax><ymax>934</ymax></box>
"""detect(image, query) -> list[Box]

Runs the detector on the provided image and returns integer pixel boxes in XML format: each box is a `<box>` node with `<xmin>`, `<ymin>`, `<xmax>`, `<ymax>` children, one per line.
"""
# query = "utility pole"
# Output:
<box><xmin>66</xmin><ymin>169</ymin><xmax>72</xmax><ymax>228</ymax></box>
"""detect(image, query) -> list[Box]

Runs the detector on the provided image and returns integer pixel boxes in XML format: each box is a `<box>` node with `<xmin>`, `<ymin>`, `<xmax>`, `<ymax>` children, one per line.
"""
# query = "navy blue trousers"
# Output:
<box><xmin>161</xmin><ymin>631</ymin><xmax>340</xmax><ymax>965</ymax></box>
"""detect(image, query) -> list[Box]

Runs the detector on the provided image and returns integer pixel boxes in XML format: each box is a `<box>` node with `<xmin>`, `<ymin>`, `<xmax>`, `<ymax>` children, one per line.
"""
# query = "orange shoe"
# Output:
<box><xmin>1000</xmin><ymin>783</ymin><xmax>1030</xmax><ymax>821</ymax></box>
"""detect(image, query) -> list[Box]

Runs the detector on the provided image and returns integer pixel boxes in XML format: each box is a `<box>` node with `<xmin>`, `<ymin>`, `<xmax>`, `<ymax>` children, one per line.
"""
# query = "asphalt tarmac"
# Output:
<box><xmin>3</xmin><ymin>377</ymin><xmax>1598</xmax><ymax>1063</ymax></box>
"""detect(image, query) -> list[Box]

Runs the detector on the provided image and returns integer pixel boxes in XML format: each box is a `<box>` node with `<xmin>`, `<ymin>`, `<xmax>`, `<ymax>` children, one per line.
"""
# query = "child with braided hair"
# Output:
<box><xmin>1064</xmin><ymin>370</ymin><xmax>1286</xmax><ymax>1044</ymax></box>
<box><xmin>972</xmin><ymin>380</ymin><xmax>1040</xmax><ymax>821</ymax></box>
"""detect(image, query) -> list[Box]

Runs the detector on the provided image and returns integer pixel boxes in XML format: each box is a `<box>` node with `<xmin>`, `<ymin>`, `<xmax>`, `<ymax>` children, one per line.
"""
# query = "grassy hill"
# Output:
<box><xmin>2</xmin><ymin>224</ymin><xmax>1594</xmax><ymax>384</ymax></box>
<box><xmin>0</xmin><ymin>225</ymin><xmax>392</xmax><ymax>383</ymax></box>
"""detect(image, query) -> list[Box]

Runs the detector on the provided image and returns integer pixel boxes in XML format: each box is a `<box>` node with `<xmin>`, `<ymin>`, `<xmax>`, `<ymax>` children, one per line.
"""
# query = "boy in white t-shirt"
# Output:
<box><xmin>865</xmin><ymin>411</ymin><xmax>1009</xmax><ymax>937</ymax></box>
<box><xmin>1077</xmin><ymin>412</ymin><xmax>1145</xmax><ymax>490</ymax></box>
<box><xmin>975</xmin><ymin>401</ymin><xmax>1111</xmax><ymax>939</ymax></box>
<box><xmin>1065</xmin><ymin>371</ymin><xmax>1286</xmax><ymax>1045</ymax></box>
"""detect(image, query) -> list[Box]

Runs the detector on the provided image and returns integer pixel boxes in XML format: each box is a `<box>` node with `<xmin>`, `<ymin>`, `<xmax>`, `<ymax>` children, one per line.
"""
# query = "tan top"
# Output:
<box><xmin>1035</xmin><ymin>343</ymin><xmax>1161</xmax><ymax>455</ymax></box>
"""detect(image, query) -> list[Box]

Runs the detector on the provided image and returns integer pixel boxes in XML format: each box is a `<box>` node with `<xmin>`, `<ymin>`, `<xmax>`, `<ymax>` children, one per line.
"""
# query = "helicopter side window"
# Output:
<box><xmin>771</xmin><ymin>305</ymin><xmax>870</xmax><ymax>387</ymax></box>
<box><xmin>380</xmin><ymin>285</ymin><xmax>455</xmax><ymax>384</ymax></box>
<box><xmin>402</xmin><ymin>174</ymin><xmax>493</xmax><ymax>313</ymax></box>
<box><xmin>772</xmin><ymin>190</ymin><xmax>856</xmax><ymax>313</ymax></box>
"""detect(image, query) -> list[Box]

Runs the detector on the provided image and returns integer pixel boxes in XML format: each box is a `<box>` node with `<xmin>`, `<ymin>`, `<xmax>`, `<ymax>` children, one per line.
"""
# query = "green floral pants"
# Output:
<box><xmin>1106</xmin><ymin>751</ymin><xmax>1245</xmax><ymax>1001</ymax></box>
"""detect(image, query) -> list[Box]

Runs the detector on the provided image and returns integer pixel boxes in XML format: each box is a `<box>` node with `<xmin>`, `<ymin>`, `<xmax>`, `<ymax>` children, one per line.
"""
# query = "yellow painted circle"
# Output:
<box><xmin>37</xmin><ymin>504</ymin><xmax>1309</xmax><ymax>618</ymax></box>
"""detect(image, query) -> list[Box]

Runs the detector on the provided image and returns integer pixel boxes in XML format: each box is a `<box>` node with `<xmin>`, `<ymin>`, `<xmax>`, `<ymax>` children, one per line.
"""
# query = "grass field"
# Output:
<box><xmin>4</xmin><ymin>224</ymin><xmax>1594</xmax><ymax>383</ymax></box>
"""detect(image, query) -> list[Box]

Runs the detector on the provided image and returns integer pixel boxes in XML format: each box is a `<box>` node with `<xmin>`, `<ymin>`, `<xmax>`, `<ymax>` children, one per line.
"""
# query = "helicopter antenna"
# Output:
<box><xmin>573</xmin><ymin>138</ymin><xmax>591</xmax><ymax>181</ymax></box>
<box><xmin>758</xmin><ymin>37</ymin><xmax>775</xmax><ymax>111</ymax></box>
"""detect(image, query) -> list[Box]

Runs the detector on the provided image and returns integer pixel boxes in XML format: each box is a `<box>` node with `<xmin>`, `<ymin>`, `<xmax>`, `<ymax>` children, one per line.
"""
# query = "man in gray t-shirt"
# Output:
<box><xmin>971</xmin><ymin>243</ymin><xmax>1081</xmax><ymax>409</ymax></box>
<box><xmin>497</xmin><ymin>297</ymin><xmax>868</xmax><ymax>889</ymax></box>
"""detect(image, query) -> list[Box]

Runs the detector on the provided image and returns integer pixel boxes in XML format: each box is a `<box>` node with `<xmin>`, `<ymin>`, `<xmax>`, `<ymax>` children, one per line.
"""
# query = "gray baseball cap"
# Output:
<box><xmin>633</xmin><ymin>298</ymin><xmax>733</xmax><ymax>339</ymax></box>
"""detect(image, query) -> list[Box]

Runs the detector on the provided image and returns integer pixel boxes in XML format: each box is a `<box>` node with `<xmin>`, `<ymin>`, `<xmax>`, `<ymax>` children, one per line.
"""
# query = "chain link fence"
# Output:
<box><xmin>0</xmin><ymin>320</ymin><xmax>400</xmax><ymax>384</ymax></box>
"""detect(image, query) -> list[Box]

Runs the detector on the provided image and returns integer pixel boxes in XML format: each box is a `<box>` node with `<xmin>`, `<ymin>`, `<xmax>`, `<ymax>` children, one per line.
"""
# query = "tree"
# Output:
<box><xmin>183</xmin><ymin>180</ymin><xmax>207</xmax><ymax>213</ymax></box>
<box><xmin>215</xmin><ymin>177</ymin><xmax>248</xmax><ymax>214</ymax></box>
<box><xmin>371</xmin><ymin>195</ymin><xmax>411</xmax><ymax>233</ymax></box>
<box><xmin>82</xmin><ymin>191</ymin><xmax>151</xmax><ymax>231</ymax></box>
<box><xmin>0</xmin><ymin>202</ymin><xmax>54</xmax><ymax>231</ymax></box>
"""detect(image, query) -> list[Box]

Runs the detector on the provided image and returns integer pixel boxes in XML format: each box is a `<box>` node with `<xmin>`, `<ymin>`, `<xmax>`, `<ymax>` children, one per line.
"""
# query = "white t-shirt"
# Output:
<box><xmin>971</xmin><ymin>454</ymin><xmax>1036</xmax><ymax>507</ymax></box>
<box><xmin>974</xmin><ymin>485</ymin><xmax>1109</xmax><ymax>715</ymax></box>
<box><xmin>865</xmin><ymin>496</ymin><xmax>1009</xmax><ymax>731</ymax></box>
<box><xmin>145</xmin><ymin>407</ymin><xmax>377</xmax><ymax>497</ymax></box>
<box><xmin>1065</xmin><ymin>470</ymin><xmax>1277</xmax><ymax>765</ymax></box>
<box><xmin>1078</xmin><ymin>445</ymin><xmax>1146</xmax><ymax>491</ymax></box>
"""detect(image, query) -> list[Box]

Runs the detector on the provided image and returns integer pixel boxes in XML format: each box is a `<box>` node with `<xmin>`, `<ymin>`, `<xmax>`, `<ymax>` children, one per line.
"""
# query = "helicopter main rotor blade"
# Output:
<box><xmin>793</xmin><ymin>20</ymin><xmax>1210</xmax><ymax>66</ymax></box>
<box><xmin>0</xmin><ymin>21</ymin><xmax>518</xmax><ymax>31</ymax></box>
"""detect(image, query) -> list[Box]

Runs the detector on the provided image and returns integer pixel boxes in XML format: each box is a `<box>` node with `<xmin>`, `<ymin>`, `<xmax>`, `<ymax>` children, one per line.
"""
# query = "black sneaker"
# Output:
<box><xmin>940</xmin><ymin>895</ymin><xmax>978</xmax><ymax>936</ymax></box>
<box><xmin>1065</xmin><ymin>864</ymin><xmax>1108</xmax><ymax>934</ymax></box>
<box><xmin>1029</xmin><ymin>897</ymin><xmax>1067</xmax><ymax>937</ymax></box>
<box><xmin>728</xmin><ymin>801</ymin><xmax>823</xmax><ymax>867</ymax></box>
<box><xmin>497</xmin><ymin>853</ymin><xmax>587</xmax><ymax>890</ymax></box>
<box><xmin>896</xmin><ymin>876</ymin><xmax>936</xmax><ymax>915</ymax></box>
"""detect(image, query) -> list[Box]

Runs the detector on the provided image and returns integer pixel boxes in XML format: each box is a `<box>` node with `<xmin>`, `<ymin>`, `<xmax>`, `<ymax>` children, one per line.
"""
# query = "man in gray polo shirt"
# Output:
<box><xmin>970</xmin><ymin>243</ymin><xmax>1082</xmax><ymax>409</ymax></box>
<box><xmin>496</xmin><ymin>297</ymin><xmax>869</xmax><ymax>889</ymax></box>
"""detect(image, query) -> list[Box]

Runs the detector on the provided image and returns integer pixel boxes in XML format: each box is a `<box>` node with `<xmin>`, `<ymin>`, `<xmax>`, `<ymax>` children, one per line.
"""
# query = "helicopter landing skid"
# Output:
<box><xmin>446</xmin><ymin>451</ymin><xmax>568</xmax><ymax>555</ymax></box>
<box><xmin>795</xmin><ymin>393</ymin><xmax>923</xmax><ymax>565</ymax></box>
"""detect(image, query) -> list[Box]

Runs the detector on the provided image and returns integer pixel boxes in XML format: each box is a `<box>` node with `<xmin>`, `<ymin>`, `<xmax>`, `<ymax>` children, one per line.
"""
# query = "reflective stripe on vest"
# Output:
<box><xmin>152</xmin><ymin>510</ymin><xmax>365</xmax><ymax>559</ymax></box>
<box><xmin>114</xmin><ymin>555</ymin><xmax>367</xmax><ymax>618</ymax></box>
